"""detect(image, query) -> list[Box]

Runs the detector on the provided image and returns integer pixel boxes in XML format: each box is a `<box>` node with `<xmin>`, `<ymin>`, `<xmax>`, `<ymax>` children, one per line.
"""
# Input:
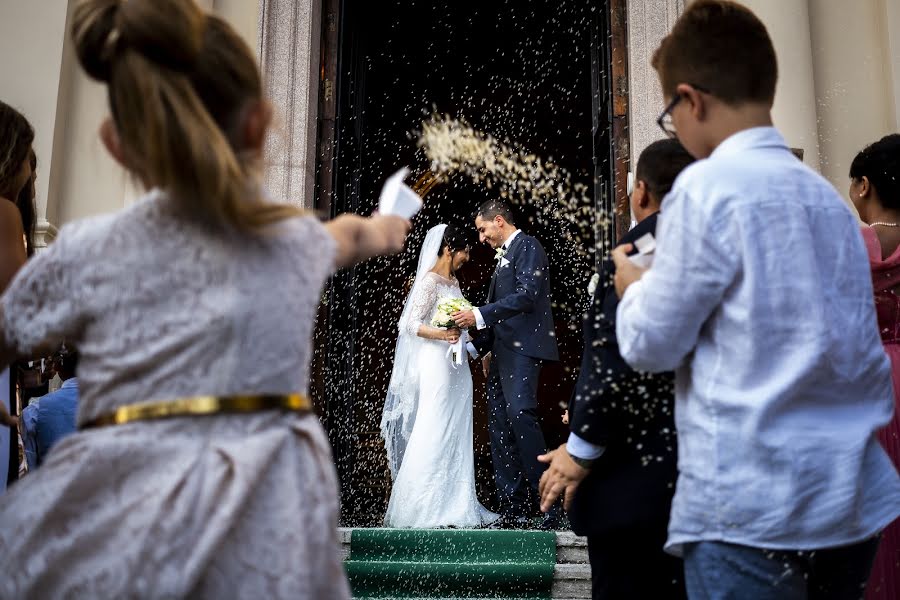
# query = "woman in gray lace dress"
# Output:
<box><xmin>0</xmin><ymin>1</ymin><xmax>409</xmax><ymax>597</ymax></box>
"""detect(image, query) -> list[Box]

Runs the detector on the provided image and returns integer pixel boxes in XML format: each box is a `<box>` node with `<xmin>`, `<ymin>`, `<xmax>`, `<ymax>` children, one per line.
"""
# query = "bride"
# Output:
<box><xmin>381</xmin><ymin>224</ymin><xmax>498</xmax><ymax>528</ymax></box>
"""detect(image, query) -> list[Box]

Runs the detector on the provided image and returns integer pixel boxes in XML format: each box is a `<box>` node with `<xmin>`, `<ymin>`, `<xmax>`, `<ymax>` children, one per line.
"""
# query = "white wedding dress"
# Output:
<box><xmin>382</xmin><ymin>226</ymin><xmax>497</xmax><ymax>529</ymax></box>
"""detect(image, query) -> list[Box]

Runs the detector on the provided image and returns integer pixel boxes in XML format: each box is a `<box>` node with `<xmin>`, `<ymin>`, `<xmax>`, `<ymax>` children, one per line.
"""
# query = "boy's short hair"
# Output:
<box><xmin>476</xmin><ymin>200</ymin><xmax>516</xmax><ymax>226</ymax></box>
<box><xmin>850</xmin><ymin>134</ymin><xmax>900</xmax><ymax>210</ymax></box>
<box><xmin>652</xmin><ymin>0</ymin><xmax>777</xmax><ymax>106</ymax></box>
<box><xmin>636</xmin><ymin>139</ymin><xmax>696</xmax><ymax>203</ymax></box>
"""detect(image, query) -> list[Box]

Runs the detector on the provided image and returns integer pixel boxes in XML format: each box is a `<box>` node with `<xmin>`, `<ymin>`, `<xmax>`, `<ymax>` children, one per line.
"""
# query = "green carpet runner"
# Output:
<box><xmin>345</xmin><ymin>529</ymin><xmax>556</xmax><ymax>599</ymax></box>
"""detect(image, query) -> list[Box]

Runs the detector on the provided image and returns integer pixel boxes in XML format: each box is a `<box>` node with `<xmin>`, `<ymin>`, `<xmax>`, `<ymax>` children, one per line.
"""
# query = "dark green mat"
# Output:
<box><xmin>345</xmin><ymin>528</ymin><xmax>556</xmax><ymax>599</ymax></box>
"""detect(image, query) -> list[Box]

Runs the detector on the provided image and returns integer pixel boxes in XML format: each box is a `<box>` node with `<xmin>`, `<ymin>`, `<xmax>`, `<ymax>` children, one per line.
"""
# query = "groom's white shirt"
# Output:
<box><xmin>466</xmin><ymin>229</ymin><xmax>522</xmax><ymax>359</ymax></box>
<box><xmin>472</xmin><ymin>229</ymin><xmax>521</xmax><ymax>331</ymax></box>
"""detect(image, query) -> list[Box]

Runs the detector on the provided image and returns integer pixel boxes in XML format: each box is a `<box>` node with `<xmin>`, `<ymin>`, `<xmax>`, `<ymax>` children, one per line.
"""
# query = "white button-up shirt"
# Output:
<box><xmin>617</xmin><ymin>127</ymin><xmax>900</xmax><ymax>555</ymax></box>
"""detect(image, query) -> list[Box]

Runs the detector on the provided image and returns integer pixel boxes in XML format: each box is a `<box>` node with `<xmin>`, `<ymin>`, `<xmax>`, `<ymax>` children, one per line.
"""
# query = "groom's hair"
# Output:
<box><xmin>476</xmin><ymin>200</ymin><xmax>515</xmax><ymax>226</ymax></box>
<box><xmin>440</xmin><ymin>224</ymin><xmax>473</xmax><ymax>255</ymax></box>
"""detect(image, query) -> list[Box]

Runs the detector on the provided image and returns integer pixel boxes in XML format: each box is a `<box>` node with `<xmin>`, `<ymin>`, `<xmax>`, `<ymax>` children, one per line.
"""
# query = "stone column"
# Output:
<box><xmin>627</xmin><ymin>0</ymin><xmax>685</xmax><ymax>168</ymax></box>
<box><xmin>738</xmin><ymin>0</ymin><xmax>821</xmax><ymax>170</ymax></box>
<box><xmin>257</xmin><ymin>0</ymin><xmax>322</xmax><ymax>209</ymax></box>
<box><xmin>886</xmin><ymin>0</ymin><xmax>900</xmax><ymax>129</ymax></box>
<box><xmin>808</xmin><ymin>0</ymin><xmax>896</xmax><ymax>190</ymax></box>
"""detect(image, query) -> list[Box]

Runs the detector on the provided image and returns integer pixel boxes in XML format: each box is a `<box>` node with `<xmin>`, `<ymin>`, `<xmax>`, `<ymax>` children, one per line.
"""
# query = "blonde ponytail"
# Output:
<box><xmin>72</xmin><ymin>0</ymin><xmax>303</xmax><ymax>232</ymax></box>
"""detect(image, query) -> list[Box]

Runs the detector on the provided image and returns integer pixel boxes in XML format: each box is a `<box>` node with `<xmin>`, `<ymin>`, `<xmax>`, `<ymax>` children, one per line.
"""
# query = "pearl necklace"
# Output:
<box><xmin>870</xmin><ymin>222</ymin><xmax>900</xmax><ymax>227</ymax></box>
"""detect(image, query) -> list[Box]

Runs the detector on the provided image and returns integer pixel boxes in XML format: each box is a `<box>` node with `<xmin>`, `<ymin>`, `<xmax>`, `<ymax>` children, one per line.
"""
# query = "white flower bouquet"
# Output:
<box><xmin>430</xmin><ymin>297</ymin><xmax>472</xmax><ymax>328</ymax></box>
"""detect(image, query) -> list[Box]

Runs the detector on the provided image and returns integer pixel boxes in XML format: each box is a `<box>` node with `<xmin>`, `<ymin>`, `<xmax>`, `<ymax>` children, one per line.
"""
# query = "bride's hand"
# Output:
<box><xmin>444</xmin><ymin>328</ymin><xmax>461</xmax><ymax>344</ymax></box>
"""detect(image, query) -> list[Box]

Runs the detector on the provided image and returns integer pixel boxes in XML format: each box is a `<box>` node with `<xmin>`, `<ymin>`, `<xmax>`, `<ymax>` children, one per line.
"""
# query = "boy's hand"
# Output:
<box><xmin>561</xmin><ymin>409</ymin><xmax>569</xmax><ymax>425</ymax></box>
<box><xmin>611</xmin><ymin>244</ymin><xmax>647</xmax><ymax>298</ymax></box>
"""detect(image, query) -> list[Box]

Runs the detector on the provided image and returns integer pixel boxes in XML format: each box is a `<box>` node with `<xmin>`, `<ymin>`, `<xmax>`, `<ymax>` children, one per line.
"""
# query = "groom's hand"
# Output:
<box><xmin>538</xmin><ymin>444</ymin><xmax>590</xmax><ymax>512</ymax></box>
<box><xmin>452</xmin><ymin>310</ymin><xmax>476</xmax><ymax>329</ymax></box>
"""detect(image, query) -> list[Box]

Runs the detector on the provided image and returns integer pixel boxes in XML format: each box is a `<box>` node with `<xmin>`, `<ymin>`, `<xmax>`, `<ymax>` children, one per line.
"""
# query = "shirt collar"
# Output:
<box><xmin>60</xmin><ymin>378</ymin><xmax>78</xmax><ymax>390</ymax></box>
<box><xmin>502</xmin><ymin>229</ymin><xmax>522</xmax><ymax>250</ymax></box>
<box><xmin>710</xmin><ymin>126</ymin><xmax>789</xmax><ymax>160</ymax></box>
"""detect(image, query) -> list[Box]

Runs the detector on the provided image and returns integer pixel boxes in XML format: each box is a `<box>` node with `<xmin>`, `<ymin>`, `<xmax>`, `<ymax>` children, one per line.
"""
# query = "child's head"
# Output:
<box><xmin>652</xmin><ymin>0</ymin><xmax>777</xmax><ymax>158</ymax></box>
<box><xmin>849</xmin><ymin>134</ymin><xmax>900</xmax><ymax>219</ymax></box>
<box><xmin>72</xmin><ymin>0</ymin><xmax>299</xmax><ymax>230</ymax></box>
<box><xmin>631</xmin><ymin>139</ymin><xmax>695</xmax><ymax>222</ymax></box>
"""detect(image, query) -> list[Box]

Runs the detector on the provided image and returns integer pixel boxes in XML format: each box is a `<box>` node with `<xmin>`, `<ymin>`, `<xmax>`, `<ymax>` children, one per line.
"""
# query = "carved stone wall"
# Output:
<box><xmin>257</xmin><ymin>0</ymin><xmax>322</xmax><ymax>209</ymax></box>
<box><xmin>626</xmin><ymin>0</ymin><xmax>685</xmax><ymax>170</ymax></box>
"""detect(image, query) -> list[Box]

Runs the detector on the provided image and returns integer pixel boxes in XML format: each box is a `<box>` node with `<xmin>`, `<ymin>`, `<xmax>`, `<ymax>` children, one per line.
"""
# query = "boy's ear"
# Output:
<box><xmin>676</xmin><ymin>83</ymin><xmax>707</xmax><ymax>121</ymax></box>
<box><xmin>634</xmin><ymin>179</ymin><xmax>649</xmax><ymax>208</ymax></box>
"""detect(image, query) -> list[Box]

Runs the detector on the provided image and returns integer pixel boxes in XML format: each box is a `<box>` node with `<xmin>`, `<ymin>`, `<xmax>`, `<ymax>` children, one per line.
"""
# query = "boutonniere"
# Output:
<box><xmin>494</xmin><ymin>247</ymin><xmax>508</xmax><ymax>261</ymax></box>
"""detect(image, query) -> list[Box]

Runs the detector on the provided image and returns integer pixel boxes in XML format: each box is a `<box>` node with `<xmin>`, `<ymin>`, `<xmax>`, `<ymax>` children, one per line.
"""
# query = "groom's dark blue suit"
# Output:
<box><xmin>473</xmin><ymin>230</ymin><xmax>558</xmax><ymax>518</ymax></box>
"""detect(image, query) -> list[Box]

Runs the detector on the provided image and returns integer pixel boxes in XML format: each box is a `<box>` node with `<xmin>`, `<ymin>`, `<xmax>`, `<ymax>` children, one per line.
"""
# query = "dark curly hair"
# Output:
<box><xmin>850</xmin><ymin>134</ymin><xmax>900</xmax><ymax>210</ymax></box>
<box><xmin>0</xmin><ymin>100</ymin><xmax>35</xmax><ymax>200</ymax></box>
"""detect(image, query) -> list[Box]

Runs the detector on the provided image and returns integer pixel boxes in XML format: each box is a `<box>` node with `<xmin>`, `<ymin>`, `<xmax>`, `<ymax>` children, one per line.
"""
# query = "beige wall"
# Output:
<box><xmin>0</xmin><ymin>0</ymin><xmax>69</xmax><ymax>244</ymax></box>
<box><xmin>881</xmin><ymin>0</ymin><xmax>900</xmax><ymax>129</ymax></box>
<box><xmin>0</xmin><ymin>0</ymin><xmax>260</xmax><ymax>239</ymax></box>
<box><xmin>738</xmin><ymin>0</ymin><xmax>822</xmax><ymax>170</ymax></box>
<box><xmin>809</xmin><ymin>0</ymin><xmax>896</xmax><ymax>194</ymax></box>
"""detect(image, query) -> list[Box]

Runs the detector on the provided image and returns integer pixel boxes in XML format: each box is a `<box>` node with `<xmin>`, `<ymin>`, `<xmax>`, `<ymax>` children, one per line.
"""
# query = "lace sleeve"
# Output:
<box><xmin>405</xmin><ymin>274</ymin><xmax>439</xmax><ymax>337</ymax></box>
<box><xmin>1</xmin><ymin>224</ymin><xmax>86</xmax><ymax>354</ymax></box>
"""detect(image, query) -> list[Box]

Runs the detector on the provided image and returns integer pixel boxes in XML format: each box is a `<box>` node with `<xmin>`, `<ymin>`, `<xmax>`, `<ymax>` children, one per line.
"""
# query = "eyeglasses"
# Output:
<box><xmin>656</xmin><ymin>84</ymin><xmax>712</xmax><ymax>139</ymax></box>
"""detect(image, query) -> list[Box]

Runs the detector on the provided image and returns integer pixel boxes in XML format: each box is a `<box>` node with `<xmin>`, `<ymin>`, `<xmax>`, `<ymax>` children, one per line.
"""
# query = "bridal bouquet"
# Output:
<box><xmin>430</xmin><ymin>297</ymin><xmax>472</xmax><ymax>329</ymax></box>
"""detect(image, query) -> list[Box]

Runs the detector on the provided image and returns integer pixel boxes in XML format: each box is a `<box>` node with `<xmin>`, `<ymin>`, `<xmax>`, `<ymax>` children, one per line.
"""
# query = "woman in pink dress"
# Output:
<box><xmin>850</xmin><ymin>133</ymin><xmax>900</xmax><ymax>600</ymax></box>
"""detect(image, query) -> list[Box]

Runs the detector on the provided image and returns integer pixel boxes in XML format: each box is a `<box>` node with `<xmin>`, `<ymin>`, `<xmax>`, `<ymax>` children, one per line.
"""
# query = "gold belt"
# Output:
<box><xmin>81</xmin><ymin>393</ymin><xmax>312</xmax><ymax>429</ymax></box>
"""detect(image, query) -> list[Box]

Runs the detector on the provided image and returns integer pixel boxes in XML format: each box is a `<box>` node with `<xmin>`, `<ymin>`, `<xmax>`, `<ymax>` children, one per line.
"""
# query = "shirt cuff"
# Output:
<box><xmin>465</xmin><ymin>342</ymin><xmax>479</xmax><ymax>359</ymax></box>
<box><xmin>566</xmin><ymin>432</ymin><xmax>605</xmax><ymax>460</ymax></box>
<box><xmin>473</xmin><ymin>307</ymin><xmax>487</xmax><ymax>330</ymax></box>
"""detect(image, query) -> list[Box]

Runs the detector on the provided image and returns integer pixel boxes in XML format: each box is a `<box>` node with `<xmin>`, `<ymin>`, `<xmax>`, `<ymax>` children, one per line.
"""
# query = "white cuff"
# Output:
<box><xmin>465</xmin><ymin>342</ymin><xmax>479</xmax><ymax>359</ymax></box>
<box><xmin>473</xmin><ymin>307</ymin><xmax>487</xmax><ymax>330</ymax></box>
<box><xmin>566</xmin><ymin>432</ymin><xmax>605</xmax><ymax>460</ymax></box>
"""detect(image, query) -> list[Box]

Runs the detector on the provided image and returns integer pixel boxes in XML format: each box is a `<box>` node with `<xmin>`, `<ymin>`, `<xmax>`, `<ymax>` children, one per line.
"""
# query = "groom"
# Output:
<box><xmin>453</xmin><ymin>200</ymin><xmax>561</xmax><ymax>529</ymax></box>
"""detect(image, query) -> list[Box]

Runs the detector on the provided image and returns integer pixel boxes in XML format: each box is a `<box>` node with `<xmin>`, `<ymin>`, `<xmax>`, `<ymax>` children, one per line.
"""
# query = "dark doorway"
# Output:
<box><xmin>316</xmin><ymin>0</ymin><xmax>617</xmax><ymax>526</ymax></box>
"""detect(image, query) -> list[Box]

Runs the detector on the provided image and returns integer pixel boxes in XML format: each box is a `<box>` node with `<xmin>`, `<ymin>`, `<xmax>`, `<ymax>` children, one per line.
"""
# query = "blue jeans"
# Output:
<box><xmin>683</xmin><ymin>537</ymin><xmax>881</xmax><ymax>600</ymax></box>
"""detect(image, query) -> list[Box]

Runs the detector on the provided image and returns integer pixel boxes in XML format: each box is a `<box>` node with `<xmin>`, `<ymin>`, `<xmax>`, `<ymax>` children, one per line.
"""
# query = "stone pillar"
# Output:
<box><xmin>880</xmin><ymin>0</ymin><xmax>900</xmax><ymax>130</ymax></box>
<box><xmin>738</xmin><ymin>0</ymin><xmax>821</xmax><ymax>170</ymax></box>
<box><xmin>808</xmin><ymin>0</ymin><xmax>896</xmax><ymax>190</ymax></box>
<box><xmin>627</xmin><ymin>0</ymin><xmax>685</xmax><ymax>168</ymax></box>
<box><xmin>257</xmin><ymin>0</ymin><xmax>322</xmax><ymax>209</ymax></box>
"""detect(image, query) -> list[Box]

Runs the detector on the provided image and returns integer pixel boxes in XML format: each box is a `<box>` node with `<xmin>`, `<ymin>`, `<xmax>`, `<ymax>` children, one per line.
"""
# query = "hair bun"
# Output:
<box><xmin>73</xmin><ymin>0</ymin><xmax>205</xmax><ymax>81</ymax></box>
<box><xmin>71</xmin><ymin>0</ymin><xmax>121</xmax><ymax>82</ymax></box>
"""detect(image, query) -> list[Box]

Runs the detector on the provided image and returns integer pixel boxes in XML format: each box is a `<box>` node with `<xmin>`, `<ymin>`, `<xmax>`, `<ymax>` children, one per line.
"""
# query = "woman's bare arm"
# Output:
<box><xmin>325</xmin><ymin>214</ymin><xmax>410</xmax><ymax>269</ymax></box>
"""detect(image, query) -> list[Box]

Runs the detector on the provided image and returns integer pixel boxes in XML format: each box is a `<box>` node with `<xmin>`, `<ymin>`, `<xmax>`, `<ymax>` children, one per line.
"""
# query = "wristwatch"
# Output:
<box><xmin>567</xmin><ymin>449</ymin><xmax>596</xmax><ymax>470</ymax></box>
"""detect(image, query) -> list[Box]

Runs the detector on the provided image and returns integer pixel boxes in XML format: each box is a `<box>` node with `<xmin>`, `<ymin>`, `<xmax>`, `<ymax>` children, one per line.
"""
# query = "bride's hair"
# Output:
<box><xmin>439</xmin><ymin>224</ymin><xmax>472</xmax><ymax>256</ymax></box>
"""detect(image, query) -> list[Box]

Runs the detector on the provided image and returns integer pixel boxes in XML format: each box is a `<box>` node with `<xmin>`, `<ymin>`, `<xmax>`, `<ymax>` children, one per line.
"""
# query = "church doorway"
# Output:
<box><xmin>313</xmin><ymin>0</ymin><xmax>625</xmax><ymax>526</ymax></box>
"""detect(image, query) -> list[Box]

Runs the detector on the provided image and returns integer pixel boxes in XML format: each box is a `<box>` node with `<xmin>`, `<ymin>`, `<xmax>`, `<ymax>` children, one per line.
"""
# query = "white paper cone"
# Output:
<box><xmin>379</xmin><ymin>168</ymin><xmax>423</xmax><ymax>219</ymax></box>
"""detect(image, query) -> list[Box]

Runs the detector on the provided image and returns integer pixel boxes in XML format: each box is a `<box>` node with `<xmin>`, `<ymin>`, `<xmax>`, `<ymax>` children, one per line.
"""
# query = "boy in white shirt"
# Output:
<box><xmin>611</xmin><ymin>1</ymin><xmax>900</xmax><ymax>598</ymax></box>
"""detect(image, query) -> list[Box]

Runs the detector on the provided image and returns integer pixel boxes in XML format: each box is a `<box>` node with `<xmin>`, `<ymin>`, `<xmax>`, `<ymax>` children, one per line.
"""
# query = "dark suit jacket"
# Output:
<box><xmin>474</xmin><ymin>232</ymin><xmax>558</xmax><ymax>362</ymax></box>
<box><xmin>567</xmin><ymin>213</ymin><xmax>679</xmax><ymax>537</ymax></box>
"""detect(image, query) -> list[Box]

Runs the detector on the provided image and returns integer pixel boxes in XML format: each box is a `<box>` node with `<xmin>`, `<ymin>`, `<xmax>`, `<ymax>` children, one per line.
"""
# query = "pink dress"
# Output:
<box><xmin>862</xmin><ymin>226</ymin><xmax>900</xmax><ymax>600</ymax></box>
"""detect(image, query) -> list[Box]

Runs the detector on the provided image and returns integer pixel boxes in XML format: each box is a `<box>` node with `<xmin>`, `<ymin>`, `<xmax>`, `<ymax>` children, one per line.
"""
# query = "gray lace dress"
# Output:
<box><xmin>0</xmin><ymin>190</ymin><xmax>350</xmax><ymax>599</ymax></box>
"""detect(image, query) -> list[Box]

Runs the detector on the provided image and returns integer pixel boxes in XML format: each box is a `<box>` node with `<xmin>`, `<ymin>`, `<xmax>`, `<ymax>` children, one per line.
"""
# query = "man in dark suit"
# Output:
<box><xmin>452</xmin><ymin>200</ymin><xmax>560</xmax><ymax>529</ymax></box>
<box><xmin>538</xmin><ymin>139</ymin><xmax>695</xmax><ymax>599</ymax></box>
